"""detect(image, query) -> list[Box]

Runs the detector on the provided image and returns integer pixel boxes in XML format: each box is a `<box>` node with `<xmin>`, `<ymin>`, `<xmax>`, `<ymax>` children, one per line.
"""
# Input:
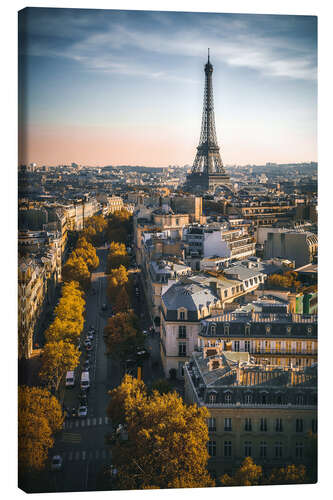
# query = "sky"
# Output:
<box><xmin>18</xmin><ymin>8</ymin><xmax>317</xmax><ymax>167</ymax></box>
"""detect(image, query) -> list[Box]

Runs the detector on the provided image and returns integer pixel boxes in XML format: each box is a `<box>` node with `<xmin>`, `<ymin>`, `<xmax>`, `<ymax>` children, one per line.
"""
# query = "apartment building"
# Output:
<box><xmin>184</xmin><ymin>347</ymin><xmax>317</xmax><ymax>476</ymax></box>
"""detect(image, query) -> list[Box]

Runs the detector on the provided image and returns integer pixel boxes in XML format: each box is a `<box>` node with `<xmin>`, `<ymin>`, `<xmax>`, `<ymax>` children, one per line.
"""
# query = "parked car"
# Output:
<box><xmin>78</xmin><ymin>405</ymin><xmax>88</xmax><ymax>418</ymax></box>
<box><xmin>51</xmin><ymin>455</ymin><xmax>63</xmax><ymax>471</ymax></box>
<box><xmin>84</xmin><ymin>339</ymin><xmax>91</xmax><ymax>347</ymax></box>
<box><xmin>83</xmin><ymin>360</ymin><xmax>90</xmax><ymax>371</ymax></box>
<box><xmin>136</xmin><ymin>346</ymin><xmax>150</xmax><ymax>360</ymax></box>
<box><xmin>86</xmin><ymin>334</ymin><xmax>94</xmax><ymax>341</ymax></box>
<box><xmin>86</xmin><ymin>343</ymin><xmax>93</xmax><ymax>351</ymax></box>
<box><xmin>71</xmin><ymin>408</ymin><xmax>77</xmax><ymax>418</ymax></box>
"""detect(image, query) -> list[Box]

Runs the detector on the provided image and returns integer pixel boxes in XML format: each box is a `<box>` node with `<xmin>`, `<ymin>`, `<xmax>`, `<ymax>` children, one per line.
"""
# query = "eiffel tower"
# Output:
<box><xmin>185</xmin><ymin>50</ymin><xmax>232</xmax><ymax>193</ymax></box>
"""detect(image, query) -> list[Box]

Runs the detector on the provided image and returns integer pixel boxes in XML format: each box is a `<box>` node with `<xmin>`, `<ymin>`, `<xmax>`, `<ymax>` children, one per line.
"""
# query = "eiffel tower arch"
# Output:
<box><xmin>185</xmin><ymin>51</ymin><xmax>233</xmax><ymax>194</ymax></box>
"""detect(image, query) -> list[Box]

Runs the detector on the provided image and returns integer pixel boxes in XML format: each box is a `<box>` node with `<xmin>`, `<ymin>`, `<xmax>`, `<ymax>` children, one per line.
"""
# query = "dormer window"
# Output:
<box><xmin>224</xmin><ymin>392</ymin><xmax>232</xmax><ymax>403</ymax></box>
<box><xmin>245</xmin><ymin>393</ymin><xmax>253</xmax><ymax>404</ymax></box>
<box><xmin>307</xmin><ymin>326</ymin><xmax>312</xmax><ymax>335</ymax></box>
<box><xmin>209</xmin><ymin>393</ymin><xmax>217</xmax><ymax>404</ymax></box>
<box><xmin>286</xmin><ymin>326</ymin><xmax>292</xmax><ymax>335</ymax></box>
<box><xmin>245</xmin><ymin>324</ymin><xmax>251</xmax><ymax>336</ymax></box>
<box><xmin>265</xmin><ymin>325</ymin><xmax>271</xmax><ymax>335</ymax></box>
<box><xmin>224</xmin><ymin>323</ymin><xmax>230</xmax><ymax>336</ymax></box>
<box><xmin>178</xmin><ymin>308</ymin><xmax>187</xmax><ymax>320</ymax></box>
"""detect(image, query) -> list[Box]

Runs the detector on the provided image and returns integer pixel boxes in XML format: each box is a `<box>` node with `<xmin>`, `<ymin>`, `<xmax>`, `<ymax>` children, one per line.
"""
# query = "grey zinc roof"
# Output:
<box><xmin>162</xmin><ymin>281</ymin><xmax>219</xmax><ymax>312</ymax></box>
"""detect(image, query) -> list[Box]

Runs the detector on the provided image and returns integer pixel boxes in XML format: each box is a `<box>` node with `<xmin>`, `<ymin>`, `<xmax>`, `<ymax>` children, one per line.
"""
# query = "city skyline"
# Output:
<box><xmin>19</xmin><ymin>8</ymin><xmax>317</xmax><ymax>167</ymax></box>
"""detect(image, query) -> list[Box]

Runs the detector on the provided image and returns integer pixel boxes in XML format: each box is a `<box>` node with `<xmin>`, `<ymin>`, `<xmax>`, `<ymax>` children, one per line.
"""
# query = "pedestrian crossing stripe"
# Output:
<box><xmin>61</xmin><ymin>448</ymin><xmax>112</xmax><ymax>462</ymax></box>
<box><xmin>61</xmin><ymin>433</ymin><xmax>82</xmax><ymax>443</ymax></box>
<box><xmin>63</xmin><ymin>416</ymin><xmax>111</xmax><ymax>429</ymax></box>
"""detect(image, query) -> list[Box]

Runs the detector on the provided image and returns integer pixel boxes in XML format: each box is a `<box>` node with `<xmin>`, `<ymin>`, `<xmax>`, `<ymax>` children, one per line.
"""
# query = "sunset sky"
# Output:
<box><xmin>18</xmin><ymin>8</ymin><xmax>317</xmax><ymax>167</ymax></box>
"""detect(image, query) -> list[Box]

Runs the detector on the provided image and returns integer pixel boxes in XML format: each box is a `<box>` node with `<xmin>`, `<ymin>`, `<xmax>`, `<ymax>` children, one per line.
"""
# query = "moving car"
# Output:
<box><xmin>80</xmin><ymin>371</ymin><xmax>90</xmax><ymax>390</ymax></box>
<box><xmin>78</xmin><ymin>405</ymin><xmax>88</xmax><ymax>418</ymax></box>
<box><xmin>51</xmin><ymin>455</ymin><xmax>63</xmax><ymax>471</ymax></box>
<box><xmin>65</xmin><ymin>370</ymin><xmax>75</xmax><ymax>388</ymax></box>
<box><xmin>86</xmin><ymin>343</ymin><xmax>93</xmax><ymax>351</ymax></box>
<box><xmin>84</xmin><ymin>339</ymin><xmax>92</xmax><ymax>347</ymax></box>
<box><xmin>136</xmin><ymin>346</ymin><xmax>150</xmax><ymax>360</ymax></box>
<box><xmin>83</xmin><ymin>360</ymin><xmax>90</xmax><ymax>371</ymax></box>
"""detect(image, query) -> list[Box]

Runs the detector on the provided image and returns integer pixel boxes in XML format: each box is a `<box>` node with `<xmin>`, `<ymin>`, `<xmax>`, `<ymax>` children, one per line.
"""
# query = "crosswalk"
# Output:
<box><xmin>57</xmin><ymin>448</ymin><xmax>113</xmax><ymax>462</ymax></box>
<box><xmin>63</xmin><ymin>416</ymin><xmax>111</xmax><ymax>430</ymax></box>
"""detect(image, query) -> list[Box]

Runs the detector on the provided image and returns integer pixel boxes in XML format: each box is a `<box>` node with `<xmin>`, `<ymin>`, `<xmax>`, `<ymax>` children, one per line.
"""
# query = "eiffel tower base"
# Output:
<box><xmin>184</xmin><ymin>172</ymin><xmax>232</xmax><ymax>194</ymax></box>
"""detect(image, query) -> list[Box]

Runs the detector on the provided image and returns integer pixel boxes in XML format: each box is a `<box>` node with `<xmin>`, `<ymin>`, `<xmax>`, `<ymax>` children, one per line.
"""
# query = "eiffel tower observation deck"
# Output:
<box><xmin>185</xmin><ymin>50</ymin><xmax>232</xmax><ymax>194</ymax></box>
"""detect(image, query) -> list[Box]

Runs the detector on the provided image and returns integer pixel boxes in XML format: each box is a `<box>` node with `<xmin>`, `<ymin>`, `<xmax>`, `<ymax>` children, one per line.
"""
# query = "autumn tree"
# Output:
<box><xmin>107</xmin><ymin>210</ymin><xmax>132</xmax><ymax>244</ymax></box>
<box><xmin>62</xmin><ymin>254</ymin><xmax>91</xmax><ymax>290</ymax></box>
<box><xmin>18</xmin><ymin>386</ymin><xmax>63</xmax><ymax>473</ymax></box>
<box><xmin>107</xmin><ymin>242</ymin><xmax>130</xmax><ymax>272</ymax></box>
<box><xmin>114</xmin><ymin>287</ymin><xmax>131</xmax><ymax>314</ymax></box>
<box><xmin>267</xmin><ymin>464</ymin><xmax>307</xmax><ymax>485</ymax></box>
<box><xmin>104</xmin><ymin>312</ymin><xmax>143</xmax><ymax>359</ymax></box>
<box><xmin>107</xmin><ymin>375</ymin><xmax>215</xmax><ymax>490</ymax></box>
<box><xmin>39</xmin><ymin>340</ymin><xmax>80</xmax><ymax>394</ymax></box>
<box><xmin>73</xmin><ymin>236</ymin><xmax>99</xmax><ymax>270</ymax></box>
<box><xmin>82</xmin><ymin>215</ymin><xmax>107</xmax><ymax>245</ymax></box>
<box><xmin>107</xmin><ymin>265</ymin><xmax>129</xmax><ymax>302</ymax></box>
<box><xmin>220</xmin><ymin>457</ymin><xmax>262</xmax><ymax>486</ymax></box>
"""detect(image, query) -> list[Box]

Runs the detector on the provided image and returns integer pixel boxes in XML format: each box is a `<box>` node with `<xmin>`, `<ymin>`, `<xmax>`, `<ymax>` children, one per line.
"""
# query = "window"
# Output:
<box><xmin>208</xmin><ymin>440</ymin><xmax>216</xmax><ymax>457</ymax></box>
<box><xmin>266</xmin><ymin>325</ymin><xmax>271</xmax><ymax>335</ymax></box>
<box><xmin>224</xmin><ymin>441</ymin><xmax>232</xmax><ymax>457</ymax></box>
<box><xmin>296</xmin><ymin>442</ymin><xmax>304</xmax><ymax>459</ymax></box>
<box><xmin>245</xmin><ymin>394</ymin><xmax>252</xmax><ymax>404</ymax></box>
<box><xmin>275</xmin><ymin>418</ymin><xmax>283</xmax><ymax>432</ymax></box>
<box><xmin>225</xmin><ymin>392</ymin><xmax>232</xmax><ymax>403</ymax></box>
<box><xmin>274</xmin><ymin>441</ymin><xmax>283</xmax><ymax>458</ymax></box>
<box><xmin>244</xmin><ymin>441</ymin><xmax>252</xmax><ymax>457</ymax></box>
<box><xmin>245</xmin><ymin>418</ymin><xmax>252</xmax><ymax>431</ymax></box>
<box><xmin>178</xmin><ymin>343</ymin><xmax>186</xmax><ymax>357</ymax></box>
<box><xmin>179</xmin><ymin>311</ymin><xmax>185</xmax><ymax>320</ymax></box>
<box><xmin>255</xmin><ymin>341</ymin><xmax>261</xmax><ymax>353</ymax></box>
<box><xmin>286</xmin><ymin>326</ymin><xmax>292</xmax><ymax>336</ymax></box>
<box><xmin>261</xmin><ymin>394</ymin><xmax>267</xmax><ymax>405</ymax></box>
<box><xmin>245</xmin><ymin>341</ymin><xmax>250</xmax><ymax>352</ymax></box>
<box><xmin>296</xmin><ymin>419</ymin><xmax>303</xmax><ymax>432</ymax></box>
<box><xmin>209</xmin><ymin>393</ymin><xmax>217</xmax><ymax>404</ymax></box>
<box><xmin>211</xmin><ymin>325</ymin><xmax>216</xmax><ymax>335</ymax></box>
<box><xmin>224</xmin><ymin>418</ymin><xmax>232</xmax><ymax>431</ymax></box>
<box><xmin>245</xmin><ymin>324</ymin><xmax>251</xmax><ymax>336</ymax></box>
<box><xmin>260</xmin><ymin>441</ymin><xmax>267</xmax><ymax>458</ymax></box>
<box><xmin>265</xmin><ymin>341</ymin><xmax>270</xmax><ymax>353</ymax></box>
<box><xmin>178</xmin><ymin>325</ymin><xmax>186</xmax><ymax>338</ymax></box>
<box><xmin>208</xmin><ymin>417</ymin><xmax>216</xmax><ymax>432</ymax></box>
<box><xmin>224</xmin><ymin>324</ymin><xmax>230</xmax><ymax>336</ymax></box>
<box><xmin>296</xmin><ymin>394</ymin><xmax>304</xmax><ymax>405</ymax></box>
<box><xmin>306</xmin><ymin>341</ymin><xmax>312</xmax><ymax>353</ymax></box>
<box><xmin>276</xmin><ymin>341</ymin><xmax>281</xmax><ymax>353</ymax></box>
<box><xmin>286</xmin><ymin>341</ymin><xmax>291</xmax><ymax>353</ymax></box>
<box><xmin>312</xmin><ymin>419</ymin><xmax>318</xmax><ymax>434</ymax></box>
<box><xmin>276</xmin><ymin>394</ymin><xmax>282</xmax><ymax>405</ymax></box>
<box><xmin>234</xmin><ymin>341</ymin><xmax>240</xmax><ymax>352</ymax></box>
<box><xmin>260</xmin><ymin>418</ymin><xmax>267</xmax><ymax>432</ymax></box>
<box><xmin>296</xmin><ymin>341</ymin><xmax>302</xmax><ymax>353</ymax></box>
<box><xmin>224</xmin><ymin>290</ymin><xmax>228</xmax><ymax>298</ymax></box>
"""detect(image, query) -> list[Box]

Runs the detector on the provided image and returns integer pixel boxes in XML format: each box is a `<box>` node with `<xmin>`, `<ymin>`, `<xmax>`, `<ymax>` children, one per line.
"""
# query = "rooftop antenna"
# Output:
<box><xmin>208</xmin><ymin>47</ymin><xmax>210</xmax><ymax>62</ymax></box>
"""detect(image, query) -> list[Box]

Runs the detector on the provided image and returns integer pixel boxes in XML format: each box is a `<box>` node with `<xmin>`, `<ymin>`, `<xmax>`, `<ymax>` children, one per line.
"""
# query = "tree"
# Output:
<box><xmin>104</xmin><ymin>312</ymin><xmax>143</xmax><ymax>359</ymax></box>
<box><xmin>220</xmin><ymin>457</ymin><xmax>262</xmax><ymax>486</ymax></box>
<box><xmin>62</xmin><ymin>254</ymin><xmax>91</xmax><ymax>290</ymax></box>
<box><xmin>114</xmin><ymin>287</ymin><xmax>131</xmax><ymax>314</ymax></box>
<box><xmin>73</xmin><ymin>237</ymin><xmax>100</xmax><ymax>270</ymax></box>
<box><xmin>267</xmin><ymin>464</ymin><xmax>307</xmax><ymax>485</ymax></box>
<box><xmin>149</xmin><ymin>378</ymin><xmax>173</xmax><ymax>395</ymax></box>
<box><xmin>81</xmin><ymin>215</ymin><xmax>107</xmax><ymax>245</ymax></box>
<box><xmin>39</xmin><ymin>340</ymin><xmax>80</xmax><ymax>394</ymax></box>
<box><xmin>107</xmin><ymin>210</ymin><xmax>132</xmax><ymax>244</ymax></box>
<box><xmin>107</xmin><ymin>265</ymin><xmax>129</xmax><ymax>302</ymax></box>
<box><xmin>18</xmin><ymin>386</ymin><xmax>63</xmax><ymax>472</ymax></box>
<box><xmin>107</xmin><ymin>242</ymin><xmax>130</xmax><ymax>272</ymax></box>
<box><xmin>107</xmin><ymin>375</ymin><xmax>215</xmax><ymax>490</ymax></box>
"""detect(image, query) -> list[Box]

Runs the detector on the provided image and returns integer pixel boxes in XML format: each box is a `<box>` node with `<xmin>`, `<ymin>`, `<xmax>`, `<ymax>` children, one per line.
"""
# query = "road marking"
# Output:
<box><xmin>61</xmin><ymin>433</ymin><xmax>82</xmax><ymax>444</ymax></box>
<box><xmin>104</xmin><ymin>417</ymin><xmax>109</xmax><ymax>425</ymax></box>
<box><xmin>82</xmin><ymin>451</ymin><xmax>86</xmax><ymax>461</ymax></box>
<box><xmin>92</xmin><ymin>418</ymin><xmax>97</xmax><ymax>426</ymax></box>
<box><xmin>98</xmin><ymin>417</ymin><xmax>102</xmax><ymax>425</ymax></box>
<box><xmin>87</xmin><ymin>418</ymin><xmax>90</xmax><ymax>426</ymax></box>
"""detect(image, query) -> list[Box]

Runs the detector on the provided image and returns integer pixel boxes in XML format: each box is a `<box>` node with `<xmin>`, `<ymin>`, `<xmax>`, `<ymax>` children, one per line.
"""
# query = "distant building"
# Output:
<box><xmin>261</xmin><ymin>229</ymin><xmax>318</xmax><ymax>267</ymax></box>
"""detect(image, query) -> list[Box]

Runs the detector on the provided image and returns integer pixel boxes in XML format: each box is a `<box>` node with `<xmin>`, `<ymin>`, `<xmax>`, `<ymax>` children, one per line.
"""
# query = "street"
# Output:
<box><xmin>42</xmin><ymin>245</ymin><xmax>164</xmax><ymax>492</ymax></box>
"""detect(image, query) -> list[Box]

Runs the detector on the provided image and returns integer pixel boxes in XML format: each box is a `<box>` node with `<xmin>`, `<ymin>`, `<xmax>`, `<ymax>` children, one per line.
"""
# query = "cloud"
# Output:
<box><xmin>20</xmin><ymin>9</ymin><xmax>317</xmax><ymax>82</ymax></box>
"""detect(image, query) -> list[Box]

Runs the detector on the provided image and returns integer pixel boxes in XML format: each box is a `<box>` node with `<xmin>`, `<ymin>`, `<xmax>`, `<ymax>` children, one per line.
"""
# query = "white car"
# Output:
<box><xmin>78</xmin><ymin>405</ymin><xmax>88</xmax><ymax>418</ymax></box>
<box><xmin>51</xmin><ymin>455</ymin><xmax>63</xmax><ymax>471</ymax></box>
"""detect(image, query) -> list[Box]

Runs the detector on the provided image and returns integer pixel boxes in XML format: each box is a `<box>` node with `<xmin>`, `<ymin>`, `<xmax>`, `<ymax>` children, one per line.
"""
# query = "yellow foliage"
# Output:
<box><xmin>39</xmin><ymin>340</ymin><xmax>80</xmax><ymax>393</ymax></box>
<box><xmin>107</xmin><ymin>375</ymin><xmax>215</xmax><ymax>490</ymax></box>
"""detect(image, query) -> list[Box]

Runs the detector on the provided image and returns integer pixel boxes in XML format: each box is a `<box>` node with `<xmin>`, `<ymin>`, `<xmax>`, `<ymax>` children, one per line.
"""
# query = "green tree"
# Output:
<box><xmin>18</xmin><ymin>386</ymin><xmax>63</xmax><ymax>472</ymax></box>
<box><xmin>39</xmin><ymin>340</ymin><xmax>80</xmax><ymax>394</ymax></box>
<box><xmin>220</xmin><ymin>457</ymin><xmax>262</xmax><ymax>486</ymax></box>
<box><xmin>107</xmin><ymin>375</ymin><xmax>214</xmax><ymax>490</ymax></box>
